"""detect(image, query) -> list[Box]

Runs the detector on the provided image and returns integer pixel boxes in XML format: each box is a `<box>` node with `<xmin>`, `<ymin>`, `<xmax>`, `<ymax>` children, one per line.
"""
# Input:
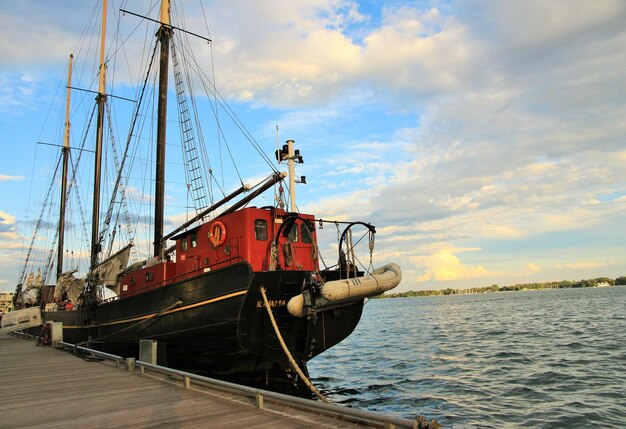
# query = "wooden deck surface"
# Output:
<box><xmin>0</xmin><ymin>334</ymin><xmax>371</xmax><ymax>428</ymax></box>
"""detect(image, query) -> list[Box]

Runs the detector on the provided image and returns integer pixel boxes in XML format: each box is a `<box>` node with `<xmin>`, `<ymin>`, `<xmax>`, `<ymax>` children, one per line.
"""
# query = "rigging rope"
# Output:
<box><xmin>89</xmin><ymin>299</ymin><xmax>183</xmax><ymax>344</ymax></box>
<box><xmin>17</xmin><ymin>155</ymin><xmax>63</xmax><ymax>286</ymax></box>
<box><xmin>69</xmin><ymin>103</ymin><xmax>98</xmax><ymax>250</ymax></box>
<box><xmin>68</xmin><ymin>151</ymin><xmax>92</xmax><ymax>267</ymax></box>
<box><xmin>100</xmin><ymin>56</ymin><xmax>154</xmax><ymax>258</ymax></box>
<box><xmin>183</xmin><ymin>44</ymin><xmax>278</xmax><ymax>175</ymax></box>
<box><xmin>197</xmin><ymin>1</ymin><xmax>223</xmax><ymax>195</ymax></box>
<box><xmin>170</xmin><ymin>37</ymin><xmax>211</xmax><ymax>211</ymax></box>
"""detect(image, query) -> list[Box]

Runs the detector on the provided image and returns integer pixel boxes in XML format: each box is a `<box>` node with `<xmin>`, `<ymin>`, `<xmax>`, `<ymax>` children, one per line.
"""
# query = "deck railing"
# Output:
<box><xmin>55</xmin><ymin>340</ymin><xmax>420</xmax><ymax>429</ymax></box>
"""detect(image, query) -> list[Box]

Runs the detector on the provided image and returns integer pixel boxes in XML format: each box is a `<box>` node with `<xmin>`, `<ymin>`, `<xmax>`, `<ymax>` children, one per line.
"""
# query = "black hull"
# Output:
<box><xmin>42</xmin><ymin>262</ymin><xmax>363</xmax><ymax>394</ymax></box>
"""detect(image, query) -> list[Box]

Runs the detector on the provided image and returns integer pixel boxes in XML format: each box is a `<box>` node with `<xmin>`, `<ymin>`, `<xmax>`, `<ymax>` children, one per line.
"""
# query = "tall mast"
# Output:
<box><xmin>57</xmin><ymin>54</ymin><xmax>73</xmax><ymax>279</ymax></box>
<box><xmin>154</xmin><ymin>0</ymin><xmax>171</xmax><ymax>259</ymax></box>
<box><xmin>91</xmin><ymin>0</ymin><xmax>107</xmax><ymax>271</ymax></box>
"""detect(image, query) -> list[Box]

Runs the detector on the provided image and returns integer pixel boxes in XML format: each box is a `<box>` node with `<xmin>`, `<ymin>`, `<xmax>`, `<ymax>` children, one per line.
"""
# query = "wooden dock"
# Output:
<box><xmin>0</xmin><ymin>334</ymin><xmax>415</xmax><ymax>428</ymax></box>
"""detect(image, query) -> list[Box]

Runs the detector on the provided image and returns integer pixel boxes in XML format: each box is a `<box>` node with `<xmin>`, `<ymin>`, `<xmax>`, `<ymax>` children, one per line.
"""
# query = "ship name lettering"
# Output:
<box><xmin>256</xmin><ymin>299</ymin><xmax>286</xmax><ymax>308</ymax></box>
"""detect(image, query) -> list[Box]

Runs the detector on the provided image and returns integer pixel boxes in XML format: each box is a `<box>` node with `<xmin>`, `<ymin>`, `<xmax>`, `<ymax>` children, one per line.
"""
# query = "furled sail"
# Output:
<box><xmin>16</xmin><ymin>269</ymin><xmax>44</xmax><ymax>306</ymax></box>
<box><xmin>54</xmin><ymin>270</ymin><xmax>86</xmax><ymax>304</ymax></box>
<box><xmin>94</xmin><ymin>244</ymin><xmax>132</xmax><ymax>288</ymax></box>
<box><xmin>25</xmin><ymin>272</ymin><xmax>34</xmax><ymax>288</ymax></box>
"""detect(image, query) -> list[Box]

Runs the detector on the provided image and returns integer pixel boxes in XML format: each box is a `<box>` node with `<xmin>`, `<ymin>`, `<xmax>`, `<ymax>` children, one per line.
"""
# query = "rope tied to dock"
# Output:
<box><xmin>259</xmin><ymin>287</ymin><xmax>329</xmax><ymax>403</ymax></box>
<box><xmin>88</xmin><ymin>299</ymin><xmax>183</xmax><ymax>344</ymax></box>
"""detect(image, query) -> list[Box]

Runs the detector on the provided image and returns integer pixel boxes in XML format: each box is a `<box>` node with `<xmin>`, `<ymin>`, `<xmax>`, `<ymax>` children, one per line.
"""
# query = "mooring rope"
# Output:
<box><xmin>259</xmin><ymin>287</ymin><xmax>329</xmax><ymax>403</ymax></box>
<box><xmin>87</xmin><ymin>299</ymin><xmax>183</xmax><ymax>344</ymax></box>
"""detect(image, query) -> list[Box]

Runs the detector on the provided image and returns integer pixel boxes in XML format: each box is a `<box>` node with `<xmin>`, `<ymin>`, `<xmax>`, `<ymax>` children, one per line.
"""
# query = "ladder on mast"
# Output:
<box><xmin>171</xmin><ymin>41</ymin><xmax>210</xmax><ymax>213</ymax></box>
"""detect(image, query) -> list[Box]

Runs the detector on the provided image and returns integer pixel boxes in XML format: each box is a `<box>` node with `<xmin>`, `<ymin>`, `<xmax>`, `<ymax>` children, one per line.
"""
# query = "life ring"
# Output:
<box><xmin>209</xmin><ymin>221</ymin><xmax>226</xmax><ymax>247</ymax></box>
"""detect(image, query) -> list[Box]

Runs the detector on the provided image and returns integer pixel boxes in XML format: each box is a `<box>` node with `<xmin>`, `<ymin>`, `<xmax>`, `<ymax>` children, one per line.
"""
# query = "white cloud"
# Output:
<box><xmin>526</xmin><ymin>262</ymin><xmax>540</xmax><ymax>273</ymax></box>
<box><xmin>412</xmin><ymin>248</ymin><xmax>495</xmax><ymax>282</ymax></box>
<box><xmin>557</xmin><ymin>261</ymin><xmax>608</xmax><ymax>270</ymax></box>
<box><xmin>460</xmin><ymin>1</ymin><xmax>626</xmax><ymax>51</ymax></box>
<box><xmin>0</xmin><ymin>211</ymin><xmax>16</xmax><ymax>226</ymax></box>
<box><xmin>1</xmin><ymin>1</ymin><xmax>625</xmax><ymax>289</ymax></box>
<box><xmin>0</xmin><ymin>175</ymin><xmax>25</xmax><ymax>181</ymax></box>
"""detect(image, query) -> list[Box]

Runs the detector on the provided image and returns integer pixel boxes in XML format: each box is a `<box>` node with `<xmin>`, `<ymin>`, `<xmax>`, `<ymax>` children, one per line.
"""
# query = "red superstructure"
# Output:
<box><xmin>118</xmin><ymin>207</ymin><xmax>318</xmax><ymax>297</ymax></box>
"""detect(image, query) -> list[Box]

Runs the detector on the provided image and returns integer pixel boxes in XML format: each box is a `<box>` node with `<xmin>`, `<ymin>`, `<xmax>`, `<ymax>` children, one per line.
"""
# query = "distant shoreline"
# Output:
<box><xmin>378</xmin><ymin>276</ymin><xmax>626</xmax><ymax>298</ymax></box>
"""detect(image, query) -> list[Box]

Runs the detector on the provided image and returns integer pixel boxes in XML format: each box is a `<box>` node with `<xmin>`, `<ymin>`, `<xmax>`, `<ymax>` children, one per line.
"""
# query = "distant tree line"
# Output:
<box><xmin>377</xmin><ymin>276</ymin><xmax>626</xmax><ymax>298</ymax></box>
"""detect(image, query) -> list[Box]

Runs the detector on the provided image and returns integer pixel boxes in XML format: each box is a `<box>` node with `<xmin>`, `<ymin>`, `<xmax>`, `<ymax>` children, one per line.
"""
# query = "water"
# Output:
<box><xmin>308</xmin><ymin>286</ymin><xmax>626</xmax><ymax>428</ymax></box>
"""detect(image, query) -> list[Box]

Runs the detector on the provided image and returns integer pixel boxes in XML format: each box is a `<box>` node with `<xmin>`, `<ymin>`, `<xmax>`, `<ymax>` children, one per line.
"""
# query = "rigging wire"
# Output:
<box><xmin>111</xmin><ymin>40</ymin><xmax>160</xmax><ymax>257</ymax></box>
<box><xmin>17</xmin><ymin>155</ymin><xmax>63</xmax><ymax>285</ymax></box>
<box><xmin>20</xmin><ymin>49</ymin><xmax>76</xmax><ymax>273</ymax></box>
<box><xmin>110</xmin><ymin>0</ymin><xmax>159</xmax><ymax>90</ymax></box>
<box><xmin>177</xmin><ymin>34</ymin><xmax>216</xmax><ymax>205</ymax></box>
<box><xmin>199</xmin><ymin>0</ymin><xmax>224</xmax><ymax>194</ymax></box>
<box><xmin>188</xmin><ymin>55</ymin><xmax>279</xmax><ymax>174</ymax></box>
<box><xmin>99</xmin><ymin>5</ymin><xmax>163</xmax><ymax>258</ymax></box>
<box><xmin>20</xmin><ymin>1</ymin><xmax>302</xmax><ymax>283</ymax></box>
<box><xmin>169</xmin><ymin>5</ymin><xmax>279</xmax><ymax>175</ymax></box>
<box><xmin>173</xmin><ymin>31</ymin><xmax>245</xmax><ymax>189</ymax></box>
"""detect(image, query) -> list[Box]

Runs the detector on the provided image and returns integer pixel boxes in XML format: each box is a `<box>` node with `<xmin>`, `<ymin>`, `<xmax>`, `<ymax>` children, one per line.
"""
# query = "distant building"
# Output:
<box><xmin>0</xmin><ymin>292</ymin><xmax>15</xmax><ymax>313</ymax></box>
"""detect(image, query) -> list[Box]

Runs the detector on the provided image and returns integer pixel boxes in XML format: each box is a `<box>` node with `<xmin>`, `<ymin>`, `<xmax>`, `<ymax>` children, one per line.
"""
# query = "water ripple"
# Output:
<box><xmin>309</xmin><ymin>286</ymin><xmax>626</xmax><ymax>428</ymax></box>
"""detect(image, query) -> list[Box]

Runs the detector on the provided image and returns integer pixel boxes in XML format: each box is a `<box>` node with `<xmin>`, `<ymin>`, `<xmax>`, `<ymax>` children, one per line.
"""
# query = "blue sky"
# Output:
<box><xmin>1</xmin><ymin>0</ymin><xmax>625</xmax><ymax>293</ymax></box>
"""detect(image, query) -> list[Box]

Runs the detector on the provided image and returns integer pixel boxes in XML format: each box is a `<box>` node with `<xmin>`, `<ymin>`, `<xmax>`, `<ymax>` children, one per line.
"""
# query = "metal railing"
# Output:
<box><xmin>56</xmin><ymin>340</ymin><xmax>420</xmax><ymax>428</ymax></box>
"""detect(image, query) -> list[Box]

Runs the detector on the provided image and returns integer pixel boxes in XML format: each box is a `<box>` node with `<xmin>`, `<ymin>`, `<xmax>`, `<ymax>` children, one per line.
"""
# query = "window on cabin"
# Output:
<box><xmin>255</xmin><ymin>219</ymin><xmax>268</xmax><ymax>240</ymax></box>
<box><xmin>180</xmin><ymin>238</ymin><xmax>188</xmax><ymax>252</ymax></box>
<box><xmin>191</xmin><ymin>232</ymin><xmax>198</xmax><ymax>248</ymax></box>
<box><xmin>287</xmin><ymin>222</ymin><xmax>298</xmax><ymax>242</ymax></box>
<box><xmin>301</xmin><ymin>223</ymin><xmax>313</xmax><ymax>244</ymax></box>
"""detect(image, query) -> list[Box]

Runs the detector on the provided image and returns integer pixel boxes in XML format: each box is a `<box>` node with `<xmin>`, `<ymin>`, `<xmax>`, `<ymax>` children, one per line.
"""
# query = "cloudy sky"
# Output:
<box><xmin>0</xmin><ymin>0</ymin><xmax>624</xmax><ymax>293</ymax></box>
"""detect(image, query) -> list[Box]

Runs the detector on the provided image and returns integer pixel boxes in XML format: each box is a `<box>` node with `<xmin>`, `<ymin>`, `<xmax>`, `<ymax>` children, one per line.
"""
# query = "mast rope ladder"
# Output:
<box><xmin>171</xmin><ymin>40</ymin><xmax>211</xmax><ymax>213</ymax></box>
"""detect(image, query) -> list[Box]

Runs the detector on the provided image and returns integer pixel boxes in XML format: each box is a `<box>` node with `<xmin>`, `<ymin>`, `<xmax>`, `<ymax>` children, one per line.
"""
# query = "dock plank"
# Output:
<box><xmin>0</xmin><ymin>335</ymin><xmax>368</xmax><ymax>428</ymax></box>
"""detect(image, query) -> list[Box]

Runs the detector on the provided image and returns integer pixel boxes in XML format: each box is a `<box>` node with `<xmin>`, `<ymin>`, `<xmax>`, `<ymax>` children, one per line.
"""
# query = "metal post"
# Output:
<box><xmin>287</xmin><ymin>140</ymin><xmax>296</xmax><ymax>212</ymax></box>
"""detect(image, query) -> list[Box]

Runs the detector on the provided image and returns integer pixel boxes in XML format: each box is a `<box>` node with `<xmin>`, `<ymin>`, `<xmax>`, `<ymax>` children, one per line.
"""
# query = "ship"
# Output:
<box><xmin>12</xmin><ymin>0</ymin><xmax>401</xmax><ymax>395</ymax></box>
